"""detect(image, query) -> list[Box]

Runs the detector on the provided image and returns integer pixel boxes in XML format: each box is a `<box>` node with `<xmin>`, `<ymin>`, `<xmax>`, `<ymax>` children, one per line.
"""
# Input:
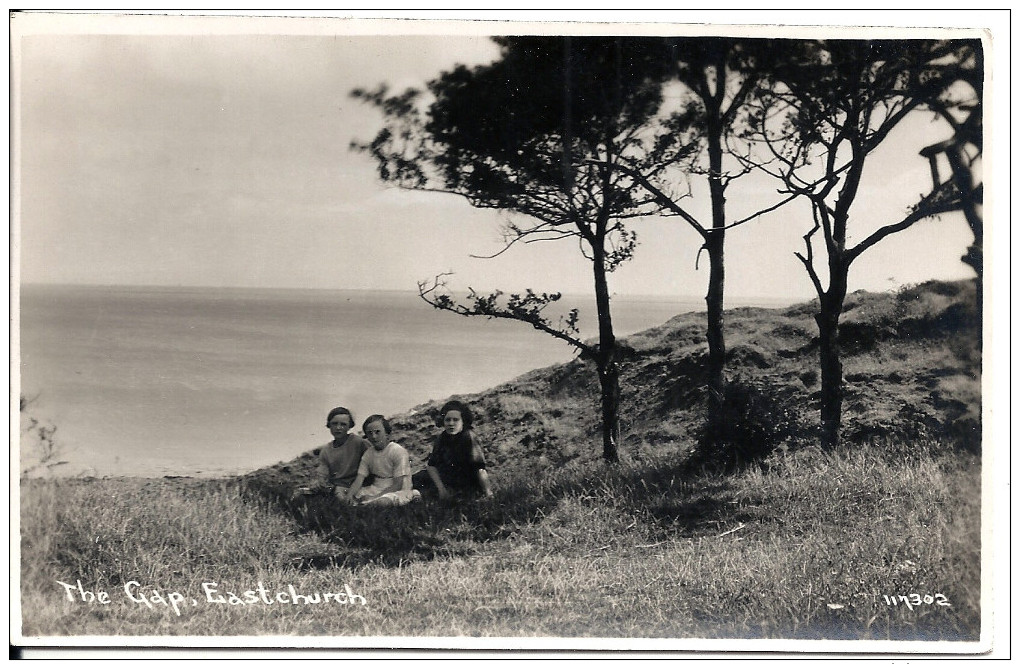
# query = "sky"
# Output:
<box><xmin>12</xmin><ymin>12</ymin><xmax>992</xmax><ymax>301</ymax></box>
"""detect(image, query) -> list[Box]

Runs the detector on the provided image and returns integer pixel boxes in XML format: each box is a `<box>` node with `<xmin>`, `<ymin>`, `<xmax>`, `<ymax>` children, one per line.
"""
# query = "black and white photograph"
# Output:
<box><xmin>11</xmin><ymin>9</ymin><xmax>1007</xmax><ymax>656</ymax></box>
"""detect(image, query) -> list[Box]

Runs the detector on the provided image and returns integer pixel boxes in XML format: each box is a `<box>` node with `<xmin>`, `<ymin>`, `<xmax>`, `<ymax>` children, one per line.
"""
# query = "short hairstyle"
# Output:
<box><xmin>439</xmin><ymin>400</ymin><xmax>474</xmax><ymax>430</ymax></box>
<box><xmin>363</xmin><ymin>414</ymin><xmax>392</xmax><ymax>435</ymax></box>
<box><xmin>326</xmin><ymin>406</ymin><xmax>354</xmax><ymax>427</ymax></box>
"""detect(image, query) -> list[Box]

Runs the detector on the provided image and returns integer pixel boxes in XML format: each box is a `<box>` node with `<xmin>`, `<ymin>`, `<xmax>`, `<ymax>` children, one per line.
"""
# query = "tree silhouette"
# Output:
<box><xmin>746</xmin><ymin>38</ymin><xmax>982</xmax><ymax>448</ymax></box>
<box><xmin>916</xmin><ymin>46</ymin><xmax>983</xmax><ymax>315</ymax></box>
<box><xmin>352</xmin><ymin>37</ymin><xmax>678</xmax><ymax>462</ymax></box>
<box><xmin>600</xmin><ymin>37</ymin><xmax>794</xmax><ymax>431</ymax></box>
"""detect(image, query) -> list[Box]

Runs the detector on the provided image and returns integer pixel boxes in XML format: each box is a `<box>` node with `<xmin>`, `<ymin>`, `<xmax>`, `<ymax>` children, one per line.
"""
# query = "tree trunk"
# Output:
<box><xmin>598</xmin><ymin>360</ymin><xmax>621</xmax><ymax>463</ymax></box>
<box><xmin>592</xmin><ymin>243</ymin><xmax>620</xmax><ymax>463</ymax></box>
<box><xmin>705</xmin><ymin>228</ymin><xmax>726</xmax><ymax>411</ymax></box>
<box><xmin>815</xmin><ymin>272</ymin><xmax>848</xmax><ymax>449</ymax></box>
<box><xmin>947</xmin><ymin>144</ymin><xmax>983</xmax><ymax>325</ymax></box>
<box><xmin>705</xmin><ymin>110</ymin><xmax>727</xmax><ymax>417</ymax></box>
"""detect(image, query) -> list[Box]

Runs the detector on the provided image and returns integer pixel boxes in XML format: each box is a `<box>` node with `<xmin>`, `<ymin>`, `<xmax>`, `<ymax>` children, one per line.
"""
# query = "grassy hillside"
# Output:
<box><xmin>246</xmin><ymin>278</ymin><xmax>980</xmax><ymax>494</ymax></box>
<box><xmin>19</xmin><ymin>279</ymin><xmax>983</xmax><ymax>642</ymax></box>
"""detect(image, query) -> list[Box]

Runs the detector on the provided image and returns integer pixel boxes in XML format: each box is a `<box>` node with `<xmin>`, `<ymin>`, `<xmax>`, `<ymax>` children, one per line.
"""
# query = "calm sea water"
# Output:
<box><xmin>18</xmin><ymin>284</ymin><xmax>791</xmax><ymax>477</ymax></box>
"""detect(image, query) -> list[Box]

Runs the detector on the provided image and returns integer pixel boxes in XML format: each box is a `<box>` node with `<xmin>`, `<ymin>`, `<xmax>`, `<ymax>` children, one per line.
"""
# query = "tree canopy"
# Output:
<box><xmin>352</xmin><ymin>36</ymin><xmax>684</xmax><ymax>462</ymax></box>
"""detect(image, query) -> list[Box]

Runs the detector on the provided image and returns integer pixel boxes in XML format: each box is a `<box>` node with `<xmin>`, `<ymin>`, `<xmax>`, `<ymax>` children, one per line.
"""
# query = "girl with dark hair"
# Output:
<box><xmin>422</xmin><ymin>400</ymin><xmax>493</xmax><ymax>500</ymax></box>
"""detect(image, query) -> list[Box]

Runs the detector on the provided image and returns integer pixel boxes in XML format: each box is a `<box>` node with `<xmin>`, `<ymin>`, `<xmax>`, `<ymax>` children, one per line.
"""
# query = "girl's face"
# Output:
<box><xmin>327</xmin><ymin>414</ymin><xmax>352</xmax><ymax>441</ymax></box>
<box><xmin>364</xmin><ymin>420</ymin><xmax>389</xmax><ymax>450</ymax></box>
<box><xmin>443</xmin><ymin>410</ymin><xmax>464</xmax><ymax>436</ymax></box>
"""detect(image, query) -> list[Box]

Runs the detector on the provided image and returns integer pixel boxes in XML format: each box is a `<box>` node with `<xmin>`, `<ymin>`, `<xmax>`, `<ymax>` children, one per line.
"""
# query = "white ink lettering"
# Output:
<box><xmin>167</xmin><ymin>591</ymin><xmax>186</xmax><ymax>616</ymax></box>
<box><xmin>288</xmin><ymin>585</ymin><xmax>321</xmax><ymax>604</ymax></box>
<box><xmin>56</xmin><ymin>580</ymin><xmax>110</xmax><ymax>604</ymax></box>
<box><xmin>344</xmin><ymin>584</ymin><xmax>366</xmax><ymax>605</ymax></box>
<box><xmin>124</xmin><ymin>581</ymin><xmax>152</xmax><ymax>609</ymax></box>
<box><xmin>203</xmin><ymin>582</ymin><xmax>226</xmax><ymax>604</ymax></box>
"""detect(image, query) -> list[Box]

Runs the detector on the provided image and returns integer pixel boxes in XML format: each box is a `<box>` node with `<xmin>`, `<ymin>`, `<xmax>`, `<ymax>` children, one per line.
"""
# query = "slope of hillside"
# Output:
<box><xmin>20</xmin><ymin>279</ymin><xmax>981</xmax><ymax>640</ymax></box>
<box><xmin>245</xmin><ymin>279</ymin><xmax>980</xmax><ymax>495</ymax></box>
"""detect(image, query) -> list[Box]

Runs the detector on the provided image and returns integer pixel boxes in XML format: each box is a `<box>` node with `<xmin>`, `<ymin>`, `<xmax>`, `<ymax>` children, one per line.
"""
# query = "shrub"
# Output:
<box><xmin>19</xmin><ymin>395</ymin><xmax>64</xmax><ymax>477</ymax></box>
<box><xmin>696</xmin><ymin>378</ymin><xmax>798</xmax><ymax>471</ymax></box>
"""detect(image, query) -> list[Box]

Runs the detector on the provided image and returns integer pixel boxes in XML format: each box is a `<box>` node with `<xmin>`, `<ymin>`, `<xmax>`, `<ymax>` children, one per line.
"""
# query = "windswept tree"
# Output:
<box><xmin>748</xmin><ymin>38</ymin><xmax>983</xmax><ymax>448</ymax></box>
<box><xmin>603</xmin><ymin>37</ymin><xmax>790</xmax><ymax>425</ymax></box>
<box><xmin>352</xmin><ymin>37</ymin><xmax>678</xmax><ymax>462</ymax></box>
<box><xmin>917</xmin><ymin>47</ymin><xmax>983</xmax><ymax>313</ymax></box>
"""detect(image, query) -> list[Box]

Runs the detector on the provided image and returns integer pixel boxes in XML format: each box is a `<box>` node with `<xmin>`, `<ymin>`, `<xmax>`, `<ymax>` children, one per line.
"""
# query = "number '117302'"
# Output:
<box><xmin>883</xmin><ymin>593</ymin><xmax>951</xmax><ymax>610</ymax></box>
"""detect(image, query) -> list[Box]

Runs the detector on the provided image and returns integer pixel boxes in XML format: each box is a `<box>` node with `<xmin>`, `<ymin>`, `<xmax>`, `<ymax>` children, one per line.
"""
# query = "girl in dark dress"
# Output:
<box><xmin>420</xmin><ymin>400</ymin><xmax>493</xmax><ymax>500</ymax></box>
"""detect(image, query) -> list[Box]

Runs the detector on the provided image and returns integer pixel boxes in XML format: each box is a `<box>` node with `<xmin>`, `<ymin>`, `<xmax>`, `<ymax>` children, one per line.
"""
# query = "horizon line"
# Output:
<box><xmin>16</xmin><ymin>280</ymin><xmax>893</xmax><ymax>306</ymax></box>
<box><xmin>18</xmin><ymin>280</ymin><xmax>759</xmax><ymax>301</ymax></box>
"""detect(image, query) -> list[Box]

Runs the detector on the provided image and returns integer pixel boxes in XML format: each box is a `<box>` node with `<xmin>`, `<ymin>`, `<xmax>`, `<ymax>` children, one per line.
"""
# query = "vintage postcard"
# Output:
<box><xmin>10</xmin><ymin>9</ymin><xmax>1006</xmax><ymax>657</ymax></box>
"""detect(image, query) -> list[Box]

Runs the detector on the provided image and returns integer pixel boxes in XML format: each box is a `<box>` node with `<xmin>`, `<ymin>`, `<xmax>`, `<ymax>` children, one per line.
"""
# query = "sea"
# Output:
<box><xmin>17</xmin><ymin>284</ymin><xmax>795</xmax><ymax>478</ymax></box>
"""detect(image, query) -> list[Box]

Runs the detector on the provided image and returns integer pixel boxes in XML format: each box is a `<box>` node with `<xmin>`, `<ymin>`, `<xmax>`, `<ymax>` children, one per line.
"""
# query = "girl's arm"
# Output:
<box><xmin>399</xmin><ymin>473</ymin><xmax>412</xmax><ymax>497</ymax></box>
<box><xmin>476</xmin><ymin>468</ymin><xmax>493</xmax><ymax>497</ymax></box>
<box><xmin>426</xmin><ymin>465</ymin><xmax>449</xmax><ymax>498</ymax></box>
<box><xmin>346</xmin><ymin>473</ymin><xmax>368</xmax><ymax>505</ymax></box>
<box><xmin>468</xmin><ymin>433</ymin><xmax>492</xmax><ymax>497</ymax></box>
<box><xmin>315</xmin><ymin>452</ymin><xmax>332</xmax><ymax>490</ymax></box>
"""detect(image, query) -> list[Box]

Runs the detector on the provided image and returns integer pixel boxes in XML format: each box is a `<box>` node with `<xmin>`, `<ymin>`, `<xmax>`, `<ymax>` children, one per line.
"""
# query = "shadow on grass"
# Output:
<box><xmin>239</xmin><ymin>451</ymin><xmax>764</xmax><ymax>570</ymax></box>
<box><xmin>243</xmin><ymin>424</ymin><xmax>982</xmax><ymax>571</ymax></box>
<box><xmin>241</xmin><ymin>477</ymin><xmax>565</xmax><ymax>568</ymax></box>
<box><xmin>242</xmin><ymin>433</ymin><xmax>979</xmax><ymax>571</ymax></box>
<box><xmin>605</xmin><ymin>456</ymin><xmax>760</xmax><ymax>539</ymax></box>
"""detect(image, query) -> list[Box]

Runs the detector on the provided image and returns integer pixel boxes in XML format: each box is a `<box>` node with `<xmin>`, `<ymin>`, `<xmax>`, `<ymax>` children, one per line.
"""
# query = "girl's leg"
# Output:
<box><xmin>356</xmin><ymin>483</ymin><xmax>387</xmax><ymax>501</ymax></box>
<box><xmin>360</xmin><ymin>492</ymin><xmax>398</xmax><ymax>506</ymax></box>
<box><xmin>360</xmin><ymin>489</ymin><xmax>420</xmax><ymax>507</ymax></box>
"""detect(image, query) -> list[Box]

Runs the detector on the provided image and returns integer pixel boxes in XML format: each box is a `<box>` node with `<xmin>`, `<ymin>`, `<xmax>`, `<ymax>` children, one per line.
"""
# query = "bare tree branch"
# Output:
<box><xmin>720</xmin><ymin>192</ymin><xmax>802</xmax><ymax>231</ymax></box>
<box><xmin>846</xmin><ymin>190</ymin><xmax>964</xmax><ymax>265</ymax></box>
<box><xmin>793</xmin><ymin>219</ymin><xmax>825</xmax><ymax>299</ymax></box>
<box><xmin>585</xmin><ymin>159</ymin><xmax>707</xmax><ymax>239</ymax></box>
<box><xmin>417</xmin><ymin>273</ymin><xmax>592</xmax><ymax>358</ymax></box>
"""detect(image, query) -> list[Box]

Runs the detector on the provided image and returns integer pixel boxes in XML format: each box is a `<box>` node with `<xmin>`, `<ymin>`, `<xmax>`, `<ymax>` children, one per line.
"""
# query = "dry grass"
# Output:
<box><xmin>19</xmin><ymin>442</ymin><xmax>980</xmax><ymax>642</ymax></box>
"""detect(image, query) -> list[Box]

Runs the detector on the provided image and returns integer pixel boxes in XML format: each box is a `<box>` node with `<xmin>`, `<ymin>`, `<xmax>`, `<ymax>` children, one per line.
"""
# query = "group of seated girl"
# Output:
<box><xmin>312</xmin><ymin>400</ymin><xmax>492</xmax><ymax>507</ymax></box>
